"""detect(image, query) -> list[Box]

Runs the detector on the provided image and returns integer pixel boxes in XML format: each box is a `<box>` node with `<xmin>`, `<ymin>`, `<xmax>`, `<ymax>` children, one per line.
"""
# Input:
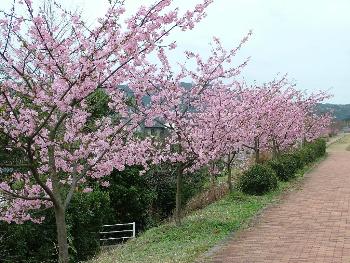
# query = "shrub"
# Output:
<box><xmin>267</xmin><ymin>154</ymin><xmax>299</xmax><ymax>182</ymax></box>
<box><xmin>0</xmin><ymin>190</ymin><xmax>113</xmax><ymax>263</ymax></box>
<box><xmin>312</xmin><ymin>138</ymin><xmax>326</xmax><ymax>158</ymax></box>
<box><xmin>298</xmin><ymin>146</ymin><xmax>315</xmax><ymax>164</ymax></box>
<box><xmin>267</xmin><ymin>138</ymin><xmax>327</xmax><ymax>182</ymax></box>
<box><xmin>146</xmin><ymin>165</ymin><xmax>208</xmax><ymax>221</ymax></box>
<box><xmin>297</xmin><ymin>139</ymin><xmax>326</xmax><ymax>165</ymax></box>
<box><xmin>237</xmin><ymin>164</ymin><xmax>278</xmax><ymax>195</ymax></box>
<box><xmin>0</xmin><ymin>164</ymin><xmax>208</xmax><ymax>263</ymax></box>
<box><xmin>106</xmin><ymin>166</ymin><xmax>156</xmax><ymax>231</ymax></box>
<box><xmin>0</xmin><ymin>212</ymin><xmax>57</xmax><ymax>263</ymax></box>
<box><xmin>67</xmin><ymin>190</ymin><xmax>113</xmax><ymax>262</ymax></box>
<box><xmin>288</xmin><ymin>152</ymin><xmax>304</xmax><ymax>170</ymax></box>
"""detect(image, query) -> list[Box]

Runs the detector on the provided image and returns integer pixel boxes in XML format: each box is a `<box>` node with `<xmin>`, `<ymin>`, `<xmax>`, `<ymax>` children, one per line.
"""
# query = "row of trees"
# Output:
<box><xmin>0</xmin><ymin>0</ymin><xmax>331</xmax><ymax>262</ymax></box>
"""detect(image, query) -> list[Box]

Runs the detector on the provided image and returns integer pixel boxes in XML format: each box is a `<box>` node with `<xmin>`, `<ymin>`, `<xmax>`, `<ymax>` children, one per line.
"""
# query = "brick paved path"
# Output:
<box><xmin>208</xmin><ymin>135</ymin><xmax>350</xmax><ymax>263</ymax></box>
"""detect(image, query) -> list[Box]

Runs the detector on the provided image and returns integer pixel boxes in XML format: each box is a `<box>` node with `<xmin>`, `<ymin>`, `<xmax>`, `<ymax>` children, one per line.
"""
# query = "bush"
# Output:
<box><xmin>267</xmin><ymin>154</ymin><xmax>299</xmax><ymax>182</ymax></box>
<box><xmin>0</xmin><ymin>190</ymin><xmax>113</xmax><ymax>263</ymax></box>
<box><xmin>237</xmin><ymin>164</ymin><xmax>278</xmax><ymax>195</ymax></box>
<box><xmin>311</xmin><ymin>138</ymin><xmax>326</xmax><ymax>158</ymax></box>
<box><xmin>146</xmin><ymin>165</ymin><xmax>208</xmax><ymax>221</ymax></box>
<box><xmin>297</xmin><ymin>139</ymin><xmax>326</xmax><ymax>165</ymax></box>
<box><xmin>267</xmin><ymin>138</ymin><xmax>327</xmax><ymax>182</ymax></box>
<box><xmin>298</xmin><ymin>146</ymin><xmax>315</xmax><ymax>164</ymax></box>
<box><xmin>288</xmin><ymin>152</ymin><xmax>304</xmax><ymax>170</ymax></box>
<box><xmin>0</xmin><ymin>164</ymin><xmax>208</xmax><ymax>263</ymax></box>
<box><xmin>106</xmin><ymin>166</ymin><xmax>156</xmax><ymax>231</ymax></box>
<box><xmin>67</xmin><ymin>190</ymin><xmax>113</xmax><ymax>262</ymax></box>
<box><xmin>0</xmin><ymin>212</ymin><xmax>57</xmax><ymax>263</ymax></box>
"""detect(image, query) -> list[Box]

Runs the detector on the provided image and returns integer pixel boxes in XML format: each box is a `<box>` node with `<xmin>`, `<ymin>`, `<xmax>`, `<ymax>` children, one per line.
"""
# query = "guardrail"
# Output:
<box><xmin>99</xmin><ymin>222</ymin><xmax>136</xmax><ymax>245</ymax></box>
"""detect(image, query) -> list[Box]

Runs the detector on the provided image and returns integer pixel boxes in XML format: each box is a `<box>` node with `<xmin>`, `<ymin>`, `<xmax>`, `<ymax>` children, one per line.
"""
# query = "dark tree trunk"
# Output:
<box><xmin>175</xmin><ymin>166</ymin><xmax>183</xmax><ymax>226</ymax></box>
<box><xmin>272</xmin><ymin>138</ymin><xmax>278</xmax><ymax>158</ymax></box>
<box><xmin>226</xmin><ymin>152</ymin><xmax>237</xmax><ymax>192</ymax></box>
<box><xmin>47</xmin><ymin>127</ymin><xmax>70</xmax><ymax>262</ymax></box>
<box><xmin>302</xmin><ymin>135</ymin><xmax>307</xmax><ymax>146</ymax></box>
<box><xmin>227</xmin><ymin>163</ymin><xmax>233</xmax><ymax>192</ymax></box>
<box><xmin>276</xmin><ymin>143</ymin><xmax>281</xmax><ymax>156</ymax></box>
<box><xmin>254</xmin><ymin>137</ymin><xmax>260</xmax><ymax>163</ymax></box>
<box><xmin>54</xmin><ymin>205</ymin><xmax>69</xmax><ymax>263</ymax></box>
<box><xmin>211</xmin><ymin>162</ymin><xmax>216</xmax><ymax>185</ymax></box>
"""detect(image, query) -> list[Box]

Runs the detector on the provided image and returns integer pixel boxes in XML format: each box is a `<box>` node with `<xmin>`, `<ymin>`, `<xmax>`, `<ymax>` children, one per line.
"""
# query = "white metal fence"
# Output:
<box><xmin>99</xmin><ymin>222</ymin><xmax>136</xmax><ymax>245</ymax></box>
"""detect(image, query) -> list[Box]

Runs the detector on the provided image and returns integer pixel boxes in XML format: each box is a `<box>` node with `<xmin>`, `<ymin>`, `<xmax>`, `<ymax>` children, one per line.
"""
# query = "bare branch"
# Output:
<box><xmin>0</xmin><ymin>188</ymin><xmax>51</xmax><ymax>202</ymax></box>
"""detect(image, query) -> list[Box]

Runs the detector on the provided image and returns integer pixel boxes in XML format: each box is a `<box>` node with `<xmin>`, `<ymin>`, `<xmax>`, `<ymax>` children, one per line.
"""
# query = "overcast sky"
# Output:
<box><xmin>5</xmin><ymin>0</ymin><xmax>350</xmax><ymax>104</ymax></box>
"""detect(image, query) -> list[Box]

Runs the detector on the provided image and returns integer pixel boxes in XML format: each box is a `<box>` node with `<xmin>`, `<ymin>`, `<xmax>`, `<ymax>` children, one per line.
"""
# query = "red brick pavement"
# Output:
<box><xmin>207</xmin><ymin>137</ymin><xmax>350</xmax><ymax>263</ymax></box>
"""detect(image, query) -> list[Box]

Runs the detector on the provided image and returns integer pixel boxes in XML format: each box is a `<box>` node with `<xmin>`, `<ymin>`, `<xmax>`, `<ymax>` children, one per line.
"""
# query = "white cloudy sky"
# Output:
<box><xmin>4</xmin><ymin>0</ymin><xmax>350</xmax><ymax>104</ymax></box>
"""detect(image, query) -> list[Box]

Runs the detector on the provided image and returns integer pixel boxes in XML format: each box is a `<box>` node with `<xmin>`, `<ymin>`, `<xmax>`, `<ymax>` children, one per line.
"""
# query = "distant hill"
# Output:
<box><xmin>316</xmin><ymin>104</ymin><xmax>350</xmax><ymax>121</ymax></box>
<box><xmin>120</xmin><ymin>83</ymin><xmax>349</xmax><ymax>121</ymax></box>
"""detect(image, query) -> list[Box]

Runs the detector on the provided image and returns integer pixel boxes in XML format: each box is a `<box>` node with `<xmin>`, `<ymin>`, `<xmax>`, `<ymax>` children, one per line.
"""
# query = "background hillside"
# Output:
<box><xmin>316</xmin><ymin>104</ymin><xmax>350</xmax><ymax>120</ymax></box>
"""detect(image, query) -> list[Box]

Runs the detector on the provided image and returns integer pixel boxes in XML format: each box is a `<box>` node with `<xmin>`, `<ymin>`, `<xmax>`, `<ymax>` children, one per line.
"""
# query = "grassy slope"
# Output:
<box><xmin>91</xmin><ymin>162</ymin><xmax>321</xmax><ymax>263</ymax></box>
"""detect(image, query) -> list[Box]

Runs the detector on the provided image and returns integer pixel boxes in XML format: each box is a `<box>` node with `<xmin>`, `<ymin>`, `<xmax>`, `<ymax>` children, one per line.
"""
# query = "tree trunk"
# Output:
<box><xmin>276</xmin><ymin>143</ymin><xmax>281</xmax><ymax>156</ymax></box>
<box><xmin>210</xmin><ymin>162</ymin><xmax>216</xmax><ymax>185</ymax></box>
<box><xmin>226</xmin><ymin>155</ymin><xmax>233</xmax><ymax>192</ymax></box>
<box><xmin>272</xmin><ymin>138</ymin><xmax>278</xmax><ymax>158</ymax></box>
<box><xmin>175</xmin><ymin>166</ymin><xmax>183</xmax><ymax>226</ymax></box>
<box><xmin>48</xmin><ymin>134</ymin><xmax>69</xmax><ymax>262</ymax></box>
<box><xmin>54</xmin><ymin>205</ymin><xmax>69</xmax><ymax>263</ymax></box>
<box><xmin>254</xmin><ymin>137</ymin><xmax>260</xmax><ymax>163</ymax></box>
<box><xmin>227</xmin><ymin>164</ymin><xmax>233</xmax><ymax>192</ymax></box>
<box><xmin>302</xmin><ymin>135</ymin><xmax>307</xmax><ymax>146</ymax></box>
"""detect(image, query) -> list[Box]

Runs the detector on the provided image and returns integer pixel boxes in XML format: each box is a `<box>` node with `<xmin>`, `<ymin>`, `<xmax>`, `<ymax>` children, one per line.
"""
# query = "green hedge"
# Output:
<box><xmin>67</xmin><ymin>191</ymin><xmax>113</xmax><ymax>262</ymax></box>
<box><xmin>267</xmin><ymin>154</ymin><xmax>299</xmax><ymax>181</ymax></box>
<box><xmin>237</xmin><ymin>164</ymin><xmax>278</xmax><ymax>195</ymax></box>
<box><xmin>0</xmin><ymin>139</ymin><xmax>326</xmax><ymax>262</ymax></box>
<box><xmin>267</xmin><ymin>139</ymin><xmax>326</xmax><ymax>182</ymax></box>
<box><xmin>0</xmin><ymin>165</ymin><xmax>208</xmax><ymax>263</ymax></box>
<box><xmin>0</xmin><ymin>189</ymin><xmax>113</xmax><ymax>263</ymax></box>
<box><xmin>239</xmin><ymin>139</ymin><xmax>326</xmax><ymax>196</ymax></box>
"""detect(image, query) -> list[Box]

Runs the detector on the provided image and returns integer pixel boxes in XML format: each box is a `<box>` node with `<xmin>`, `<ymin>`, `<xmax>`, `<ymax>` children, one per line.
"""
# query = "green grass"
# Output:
<box><xmin>91</xmin><ymin>159</ymin><xmax>323</xmax><ymax>263</ymax></box>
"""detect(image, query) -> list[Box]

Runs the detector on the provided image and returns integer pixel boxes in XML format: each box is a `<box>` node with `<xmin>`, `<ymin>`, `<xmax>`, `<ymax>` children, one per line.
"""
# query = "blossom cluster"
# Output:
<box><xmin>0</xmin><ymin>0</ymin><xmax>331</xmax><ymax>223</ymax></box>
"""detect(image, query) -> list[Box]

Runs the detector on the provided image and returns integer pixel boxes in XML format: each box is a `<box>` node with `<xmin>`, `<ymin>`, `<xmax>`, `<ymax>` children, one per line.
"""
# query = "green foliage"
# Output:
<box><xmin>90</xmin><ymin>139</ymin><xmax>328</xmax><ymax>263</ymax></box>
<box><xmin>237</xmin><ymin>164</ymin><xmax>278</xmax><ymax>195</ymax></box>
<box><xmin>267</xmin><ymin>139</ymin><xmax>326</xmax><ymax>182</ymax></box>
<box><xmin>267</xmin><ymin>155</ymin><xmax>298</xmax><ymax>181</ymax></box>
<box><xmin>107</xmin><ymin>166</ymin><xmax>156</xmax><ymax>230</ymax></box>
<box><xmin>309</xmin><ymin>138</ymin><xmax>326</xmax><ymax>158</ymax></box>
<box><xmin>86</xmin><ymin>89</ymin><xmax>110</xmax><ymax>120</ymax></box>
<box><xmin>0</xmin><ymin>136</ymin><xmax>57</xmax><ymax>263</ymax></box>
<box><xmin>67</xmin><ymin>190</ymin><xmax>113</xmax><ymax>262</ymax></box>
<box><xmin>90</xmin><ymin>186</ymin><xmax>292</xmax><ymax>263</ymax></box>
<box><xmin>296</xmin><ymin>139</ymin><xmax>326</xmax><ymax>165</ymax></box>
<box><xmin>285</xmin><ymin>152</ymin><xmax>304</xmax><ymax>170</ymax></box>
<box><xmin>146</xmin><ymin>165</ymin><xmax>208</xmax><ymax>221</ymax></box>
<box><xmin>0</xmin><ymin>211</ymin><xmax>57</xmax><ymax>263</ymax></box>
<box><xmin>295</xmin><ymin>147</ymin><xmax>314</xmax><ymax>165</ymax></box>
<box><xmin>0</xmin><ymin>190</ymin><xmax>113</xmax><ymax>263</ymax></box>
<box><xmin>0</xmin><ymin>165</ymin><xmax>208</xmax><ymax>263</ymax></box>
<box><xmin>0</xmin><ymin>133</ymin><xmax>27</xmax><ymax>172</ymax></box>
<box><xmin>84</xmin><ymin>89</ymin><xmax>112</xmax><ymax>133</ymax></box>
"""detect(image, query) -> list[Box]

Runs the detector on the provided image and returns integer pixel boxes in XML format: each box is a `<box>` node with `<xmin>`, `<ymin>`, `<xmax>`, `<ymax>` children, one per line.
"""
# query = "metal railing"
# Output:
<box><xmin>99</xmin><ymin>222</ymin><xmax>135</xmax><ymax>245</ymax></box>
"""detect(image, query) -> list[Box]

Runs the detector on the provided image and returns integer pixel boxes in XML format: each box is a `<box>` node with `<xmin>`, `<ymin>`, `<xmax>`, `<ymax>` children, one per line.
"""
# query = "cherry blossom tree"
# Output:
<box><xmin>239</xmin><ymin>77</ymin><xmax>331</xmax><ymax>162</ymax></box>
<box><xmin>0</xmin><ymin>0</ymin><xmax>333</xmax><ymax>261</ymax></box>
<box><xmin>139</xmin><ymin>34</ymin><xmax>251</xmax><ymax>224</ymax></box>
<box><xmin>0</xmin><ymin>0</ymin><xmax>213</xmax><ymax>261</ymax></box>
<box><xmin>142</xmin><ymin>59</ymin><xmax>330</xmax><ymax>223</ymax></box>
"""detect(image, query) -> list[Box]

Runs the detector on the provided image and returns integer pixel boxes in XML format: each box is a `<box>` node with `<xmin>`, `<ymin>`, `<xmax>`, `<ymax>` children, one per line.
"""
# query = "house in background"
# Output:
<box><xmin>120</xmin><ymin>83</ymin><xmax>193</xmax><ymax>139</ymax></box>
<box><xmin>141</xmin><ymin>121</ymin><xmax>167</xmax><ymax>138</ymax></box>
